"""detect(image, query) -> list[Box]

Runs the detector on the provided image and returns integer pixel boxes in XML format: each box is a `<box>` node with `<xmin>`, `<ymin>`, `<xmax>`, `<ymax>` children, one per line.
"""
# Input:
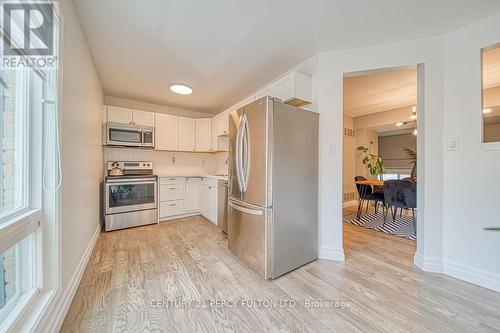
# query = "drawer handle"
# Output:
<box><xmin>170</xmin><ymin>187</ymin><xmax>176</xmax><ymax>190</ymax></box>
<box><xmin>169</xmin><ymin>178</ymin><xmax>176</xmax><ymax>180</ymax></box>
<box><xmin>169</xmin><ymin>204</ymin><xmax>176</xmax><ymax>207</ymax></box>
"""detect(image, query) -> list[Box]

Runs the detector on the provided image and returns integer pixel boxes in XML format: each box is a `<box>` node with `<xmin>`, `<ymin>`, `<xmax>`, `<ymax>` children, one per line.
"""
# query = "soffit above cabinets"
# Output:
<box><xmin>74</xmin><ymin>0</ymin><xmax>500</xmax><ymax>114</ymax></box>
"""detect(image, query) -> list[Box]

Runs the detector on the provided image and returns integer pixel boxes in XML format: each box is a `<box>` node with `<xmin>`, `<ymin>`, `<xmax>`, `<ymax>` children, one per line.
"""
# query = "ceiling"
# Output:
<box><xmin>344</xmin><ymin>68</ymin><xmax>417</xmax><ymax>117</ymax></box>
<box><xmin>483</xmin><ymin>46</ymin><xmax>500</xmax><ymax>89</ymax></box>
<box><xmin>73</xmin><ymin>0</ymin><xmax>500</xmax><ymax>114</ymax></box>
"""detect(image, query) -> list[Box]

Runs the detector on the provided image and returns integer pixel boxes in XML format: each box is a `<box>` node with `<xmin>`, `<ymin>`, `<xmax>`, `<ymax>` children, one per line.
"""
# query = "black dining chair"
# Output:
<box><xmin>383</xmin><ymin>179</ymin><xmax>417</xmax><ymax>234</ymax></box>
<box><xmin>355</xmin><ymin>176</ymin><xmax>385</xmax><ymax>219</ymax></box>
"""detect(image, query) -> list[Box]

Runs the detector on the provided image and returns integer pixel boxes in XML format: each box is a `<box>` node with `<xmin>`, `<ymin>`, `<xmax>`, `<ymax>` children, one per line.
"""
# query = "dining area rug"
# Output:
<box><xmin>343</xmin><ymin>212</ymin><xmax>417</xmax><ymax>240</ymax></box>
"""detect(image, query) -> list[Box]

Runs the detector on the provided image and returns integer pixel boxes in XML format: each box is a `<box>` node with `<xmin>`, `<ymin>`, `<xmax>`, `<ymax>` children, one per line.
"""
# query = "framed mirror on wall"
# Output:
<box><xmin>481</xmin><ymin>43</ymin><xmax>500</xmax><ymax>143</ymax></box>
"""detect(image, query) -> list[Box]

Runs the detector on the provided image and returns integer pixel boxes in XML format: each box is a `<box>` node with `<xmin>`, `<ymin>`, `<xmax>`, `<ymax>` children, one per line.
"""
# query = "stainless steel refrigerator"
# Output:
<box><xmin>228</xmin><ymin>96</ymin><xmax>319</xmax><ymax>279</ymax></box>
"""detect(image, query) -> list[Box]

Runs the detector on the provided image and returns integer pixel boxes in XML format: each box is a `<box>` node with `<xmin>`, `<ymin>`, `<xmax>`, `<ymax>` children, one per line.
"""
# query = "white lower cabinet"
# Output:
<box><xmin>185</xmin><ymin>177</ymin><xmax>202</xmax><ymax>212</ymax></box>
<box><xmin>160</xmin><ymin>200</ymin><xmax>184</xmax><ymax>216</ymax></box>
<box><xmin>159</xmin><ymin>176</ymin><xmax>218</xmax><ymax>224</ymax></box>
<box><xmin>201</xmin><ymin>178</ymin><xmax>218</xmax><ymax>225</ymax></box>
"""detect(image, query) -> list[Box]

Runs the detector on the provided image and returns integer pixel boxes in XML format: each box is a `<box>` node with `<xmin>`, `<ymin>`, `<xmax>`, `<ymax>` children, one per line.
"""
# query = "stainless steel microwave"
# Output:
<box><xmin>105</xmin><ymin>123</ymin><xmax>155</xmax><ymax>148</ymax></box>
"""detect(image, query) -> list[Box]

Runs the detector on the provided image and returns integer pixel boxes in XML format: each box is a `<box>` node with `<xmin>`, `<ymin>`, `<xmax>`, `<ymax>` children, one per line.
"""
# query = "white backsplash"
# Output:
<box><xmin>104</xmin><ymin>147</ymin><xmax>221</xmax><ymax>175</ymax></box>
<box><xmin>215</xmin><ymin>152</ymin><xmax>229</xmax><ymax>175</ymax></box>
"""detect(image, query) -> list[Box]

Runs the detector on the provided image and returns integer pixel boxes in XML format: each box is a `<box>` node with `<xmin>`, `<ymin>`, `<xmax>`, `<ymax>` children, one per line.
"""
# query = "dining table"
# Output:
<box><xmin>353</xmin><ymin>179</ymin><xmax>385</xmax><ymax>219</ymax></box>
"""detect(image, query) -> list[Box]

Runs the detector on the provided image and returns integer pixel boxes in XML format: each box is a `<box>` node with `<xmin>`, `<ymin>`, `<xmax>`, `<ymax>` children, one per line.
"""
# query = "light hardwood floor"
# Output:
<box><xmin>61</xmin><ymin>216</ymin><xmax>500</xmax><ymax>333</ymax></box>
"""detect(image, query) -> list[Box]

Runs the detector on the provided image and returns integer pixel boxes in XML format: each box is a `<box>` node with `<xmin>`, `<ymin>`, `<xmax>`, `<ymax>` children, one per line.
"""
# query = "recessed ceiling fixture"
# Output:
<box><xmin>170</xmin><ymin>84</ymin><xmax>193</xmax><ymax>95</ymax></box>
<box><xmin>482</xmin><ymin>107</ymin><xmax>493</xmax><ymax>114</ymax></box>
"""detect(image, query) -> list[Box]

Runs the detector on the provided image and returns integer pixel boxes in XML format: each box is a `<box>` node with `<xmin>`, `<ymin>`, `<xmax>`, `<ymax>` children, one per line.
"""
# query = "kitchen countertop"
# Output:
<box><xmin>156</xmin><ymin>173</ymin><xmax>228</xmax><ymax>181</ymax></box>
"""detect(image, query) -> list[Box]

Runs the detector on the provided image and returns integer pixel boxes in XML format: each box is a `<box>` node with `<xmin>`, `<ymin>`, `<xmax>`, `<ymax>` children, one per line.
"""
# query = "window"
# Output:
<box><xmin>0</xmin><ymin>2</ymin><xmax>60</xmax><ymax>330</ymax></box>
<box><xmin>379</xmin><ymin>169</ymin><xmax>411</xmax><ymax>181</ymax></box>
<box><xmin>0</xmin><ymin>66</ymin><xmax>46</xmax><ymax>330</ymax></box>
<box><xmin>0</xmin><ymin>234</ymin><xmax>36</xmax><ymax>323</ymax></box>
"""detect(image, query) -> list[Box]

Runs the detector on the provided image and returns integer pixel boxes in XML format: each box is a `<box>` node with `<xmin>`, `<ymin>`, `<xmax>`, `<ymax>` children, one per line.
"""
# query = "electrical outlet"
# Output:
<box><xmin>172</xmin><ymin>156</ymin><xmax>176</xmax><ymax>164</ymax></box>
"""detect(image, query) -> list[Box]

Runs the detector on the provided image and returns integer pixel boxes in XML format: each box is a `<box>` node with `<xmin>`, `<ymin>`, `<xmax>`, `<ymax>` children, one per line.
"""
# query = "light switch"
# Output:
<box><xmin>447</xmin><ymin>138</ymin><xmax>459</xmax><ymax>151</ymax></box>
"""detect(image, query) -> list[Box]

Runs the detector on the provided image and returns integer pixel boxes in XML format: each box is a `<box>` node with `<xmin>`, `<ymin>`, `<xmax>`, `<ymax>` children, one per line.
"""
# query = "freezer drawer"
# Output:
<box><xmin>227</xmin><ymin>198</ymin><xmax>271</xmax><ymax>278</ymax></box>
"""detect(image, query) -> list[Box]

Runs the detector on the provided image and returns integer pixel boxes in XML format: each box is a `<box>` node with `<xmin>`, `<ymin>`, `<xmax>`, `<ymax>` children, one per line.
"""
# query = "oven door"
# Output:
<box><xmin>107</xmin><ymin>123</ymin><xmax>143</xmax><ymax>147</ymax></box>
<box><xmin>105</xmin><ymin>177</ymin><xmax>157</xmax><ymax>214</ymax></box>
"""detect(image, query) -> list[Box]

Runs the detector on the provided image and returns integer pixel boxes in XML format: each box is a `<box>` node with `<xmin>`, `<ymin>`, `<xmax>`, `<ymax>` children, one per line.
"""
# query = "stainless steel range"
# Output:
<box><xmin>104</xmin><ymin>161</ymin><xmax>158</xmax><ymax>231</ymax></box>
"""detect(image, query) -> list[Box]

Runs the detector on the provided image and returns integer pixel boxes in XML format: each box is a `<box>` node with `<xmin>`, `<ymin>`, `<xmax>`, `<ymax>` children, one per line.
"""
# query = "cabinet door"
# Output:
<box><xmin>178</xmin><ymin>117</ymin><xmax>196</xmax><ymax>151</ymax></box>
<box><xmin>155</xmin><ymin>113</ymin><xmax>179</xmax><ymax>151</ymax></box>
<box><xmin>133</xmin><ymin>110</ymin><xmax>155</xmax><ymax>127</ymax></box>
<box><xmin>107</xmin><ymin>106</ymin><xmax>132</xmax><ymax>124</ymax></box>
<box><xmin>209</xmin><ymin>186</ymin><xmax>218</xmax><ymax>225</ymax></box>
<box><xmin>195</xmin><ymin>118</ymin><xmax>212</xmax><ymax>152</ymax></box>
<box><xmin>201</xmin><ymin>184</ymin><xmax>210</xmax><ymax>216</ymax></box>
<box><xmin>185</xmin><ymin>178</ymin><xmax>202</xmax><ymax>212</ymax></box>
<box><xmin>272</xmin><ymin>75</ymin><xmax>293</xmax><ymax>102</ymax></box>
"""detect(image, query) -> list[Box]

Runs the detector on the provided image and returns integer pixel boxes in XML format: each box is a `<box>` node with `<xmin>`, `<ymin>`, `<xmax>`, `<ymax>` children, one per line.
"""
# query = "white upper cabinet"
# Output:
<box><xmin>107</xmin><ymin>105</ymin><xmax>132</xmax><ymax>124</ymax></box>
<box><xmin>132</xmin><ymin>110</ymin><xmax>155</xmax><ymax>127</ymax></box>
<box><xmin>211</xmin><ymin>111</ymin><xmax>229</xmax><ymax>152</ymax></box>
<box><xmin>106</xmin><ymin>106</ymin><xmax>155</xmax><ymax>127</ymax></box>
<box><xmin>178</xmin><ymin>117</ymin><xmax>196</xmax><ymax>151</ymax></box>
<box><xmin>155</xmin><ymin>113</ymin><xmax>179</xmax><ymax>151</ymax></box>
<box><xmin>255</xmin><ymin>71</ymin><xmax>312</xmax><ymax>106</ymax></box>
<box><xmin>195</xmin><ymin>118</ymin><xmax>212</xmax><ymax>152</ymax></box>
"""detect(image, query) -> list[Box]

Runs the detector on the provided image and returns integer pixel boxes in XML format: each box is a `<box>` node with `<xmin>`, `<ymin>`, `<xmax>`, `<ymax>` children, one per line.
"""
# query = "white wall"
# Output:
<box><xmin>354</xmin><ymin>129</ymin><xmax>379</xmax><ymax>180</ymax></box>
<box><xmin>342</xmin><ymin>115</ymin><xmax>356</xmax><ymax>201</ymax></box>
<box><xmin>315</xmin><ymin>37</ymin><xmax>445</xmax><ymax>267</ymax></box>
<box><xmin>442</xmin><ymin>12</ymin><xmax>500</xmax><ymax>291</ymax></box>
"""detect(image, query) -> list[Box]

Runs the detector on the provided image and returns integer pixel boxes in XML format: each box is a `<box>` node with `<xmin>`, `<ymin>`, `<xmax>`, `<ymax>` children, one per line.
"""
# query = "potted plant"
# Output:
<box><xmin>357</xmin><ymin>141</ymin><xmax>386</xmax><ymax>176</ymax></box>
<box><xmin>403</xmin><ymin>147</ymin><xmax>417</xmax><ymax>180</ymax></box>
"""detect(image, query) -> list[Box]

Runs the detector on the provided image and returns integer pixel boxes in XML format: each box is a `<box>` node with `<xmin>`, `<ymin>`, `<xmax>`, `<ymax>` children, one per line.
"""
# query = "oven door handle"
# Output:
<box><xmin>106</xmin><ymin>178</ymin><xmax>157</xmax><ymax>184</ymax></box>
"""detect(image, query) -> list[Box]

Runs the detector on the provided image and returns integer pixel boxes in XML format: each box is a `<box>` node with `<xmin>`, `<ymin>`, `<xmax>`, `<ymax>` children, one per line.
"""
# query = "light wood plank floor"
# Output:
<box><xmin>61</xmin><ymin>216</ymin><xmax>500</xmax><ymax>333</ymax></box>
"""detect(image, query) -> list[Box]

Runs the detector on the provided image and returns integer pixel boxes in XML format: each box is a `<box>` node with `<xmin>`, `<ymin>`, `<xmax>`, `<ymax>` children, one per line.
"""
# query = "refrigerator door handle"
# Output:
<box><xmin>235</xmin><ymin>115</ymin><xmax>244</xmax><ymax>192</ymax></box>
<box><xmin>242</xmin><ymin>115</ymin><xmax>251</xmax><ymax>192</ymax></box>
<box><xmin>228</xmin><ymin>199</ymin><xmax>263</xmax><ymax>216</ymax></box>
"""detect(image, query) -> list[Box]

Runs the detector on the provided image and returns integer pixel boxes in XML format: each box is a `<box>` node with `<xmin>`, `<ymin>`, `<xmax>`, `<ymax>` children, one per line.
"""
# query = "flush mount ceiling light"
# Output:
<box><xmin>394</xmin><ymin>105</ymin><xmax>418</xmax><ymax>135</ymax></box>
<box><xmin>482</xmin><ymin>107</ymin><xmax>493</xmax><ymax>114</ymax></box>
<box><xmin>170</xmin><ymin>84</ymin><xmax>193</xmax><ymax>95</ymax></box>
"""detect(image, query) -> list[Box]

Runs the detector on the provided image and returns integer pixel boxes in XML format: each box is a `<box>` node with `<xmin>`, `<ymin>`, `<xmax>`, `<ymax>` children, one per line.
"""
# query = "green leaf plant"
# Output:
<box><xmin>357</xmin><ymin>141</ymin><xmax>386</xmax><ymax>176</ymax></box>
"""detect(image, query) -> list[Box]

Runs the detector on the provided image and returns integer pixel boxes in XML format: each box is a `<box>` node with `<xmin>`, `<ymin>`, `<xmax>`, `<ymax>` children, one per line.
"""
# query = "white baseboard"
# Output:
<box><xmin>443</xmin><ymin>260</ymin><xmax>500</xmax><ymax>293</ymax></box>
<box><xmin>414</xmin><ymin>253</ymin><xmax>443</xmax><ymax>273</ymax></box>
<box><xmin>318</xmin><ymin>246</ymin><xmax>345</xmax><ymax>261</ymax></box>
<box><xmin>414</xmin><ymin>253</ymin><xmax>500</xmax><ymax>292</ymax></box>
<box><xmin>40</xmin><ymin>222</ymin><xmax>101</xmax><ymax>333</ymax></box>
<box><xmin>160</xmin><ymin>212</ymin><xmax>200</xmax><ymax>222</ymax></box>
